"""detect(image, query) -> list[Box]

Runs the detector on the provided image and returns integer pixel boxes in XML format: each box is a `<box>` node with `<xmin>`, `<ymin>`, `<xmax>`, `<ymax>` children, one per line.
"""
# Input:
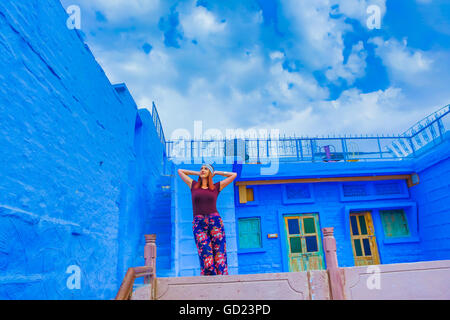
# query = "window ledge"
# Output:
<box><xmin>238</xmin><ymin>248</ymin><xmax>266</xmax><ymax>255</ymax></box>
<box><xmin>282</xmin><ymin>199</ymin><xmax>314</xmax><ymax>204</ymax></box>
<box><xmin>237</xmin><ymin>202</ymin><xmax>259</xmax><ymax>207</ymax></box>
<box><xmin>383</xmin><ymin>236</ymin><xmax>420</xmax><ymax>244</ymax></box>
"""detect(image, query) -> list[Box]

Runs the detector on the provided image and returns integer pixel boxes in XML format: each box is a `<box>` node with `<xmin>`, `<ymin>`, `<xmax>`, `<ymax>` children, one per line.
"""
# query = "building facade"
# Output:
<box><xmin>165</xmin><ymin>110</ymin><xmax>450</xmax><ymax>277</ymax></box>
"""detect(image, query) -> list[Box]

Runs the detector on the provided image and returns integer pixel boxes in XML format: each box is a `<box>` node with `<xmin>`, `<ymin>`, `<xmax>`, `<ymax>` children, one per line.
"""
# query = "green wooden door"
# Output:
<box><xmin>284</xmin><ymin>214</ymin><xmax>325</xmax><ymax>272</ymax></box>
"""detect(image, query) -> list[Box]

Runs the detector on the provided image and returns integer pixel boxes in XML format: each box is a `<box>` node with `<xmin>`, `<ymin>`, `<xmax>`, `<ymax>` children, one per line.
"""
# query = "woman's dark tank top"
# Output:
<box><xmin>190</xmin><ymin>180</ymin><xmax>221</xmax><ymax>216</ymax></box>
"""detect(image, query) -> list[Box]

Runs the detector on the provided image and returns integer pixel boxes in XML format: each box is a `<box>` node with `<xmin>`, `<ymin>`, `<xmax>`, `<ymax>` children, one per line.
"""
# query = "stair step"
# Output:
<box><xmin>155</xmin><ymin>244</ymin><xmax>171</xmax><ymax>252</ymax></box>
<box><xmin>155</xmin><ymin>232</ymin><xmax>171</xmax><ymax>238</ymax></box>
<box><xmin>156</xmin><ymin>269</ymin><xmax>176</xmax><ymax>278</ymax></box>
<box><xmin>148</xmin><ymin>217</ymin><xmax>172</xmax><ymax>225</ymax></box>
<box><xmin>155</xmin><ymin>234</ymin><xmax>171</xmax><ymax>242</ymax></box>
<box><xmin>155</xmin><ymin>241</ymin><xmax>171</xmax><ymax>248</ymax></box>
<box><xmin>156</xmin><ymin>249</ymin><xmax>171</xmax><ymax>257</ymax></box>
<box><xmin>157</xmin><ymin>257</ymin><xmax>171</xmax><ymax>269</ymax></box>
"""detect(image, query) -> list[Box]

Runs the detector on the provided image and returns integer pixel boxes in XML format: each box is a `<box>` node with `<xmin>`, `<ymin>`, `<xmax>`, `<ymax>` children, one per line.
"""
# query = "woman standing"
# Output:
<box><xmin>178</xmin><ymin>164</ymin><xmax>237</xmax><ymax>275</ymax></box>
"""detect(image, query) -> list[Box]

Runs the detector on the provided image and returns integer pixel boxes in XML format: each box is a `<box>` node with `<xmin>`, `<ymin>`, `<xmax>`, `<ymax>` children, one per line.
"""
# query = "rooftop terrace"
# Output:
<box><xmin>165</xmin><ymin>104</ymin><xmax>450</xmax><ymax>164</ymax></box>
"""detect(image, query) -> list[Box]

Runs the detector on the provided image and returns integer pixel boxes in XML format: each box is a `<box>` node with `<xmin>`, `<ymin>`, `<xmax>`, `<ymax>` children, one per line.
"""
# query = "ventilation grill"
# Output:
<box><xmin>286</xmin><ymin>184</ymin><xmax>311</xmax><ymax>199</ymax></box>
<box><xmin>374</xmin><ymin>182</ymin><xmax>402</xmax><ymax>195</ymax></box>
<box><xmin>342</xmin><ymin>184</ymin><xmax>368</xmax><ymax>197</ymax></box>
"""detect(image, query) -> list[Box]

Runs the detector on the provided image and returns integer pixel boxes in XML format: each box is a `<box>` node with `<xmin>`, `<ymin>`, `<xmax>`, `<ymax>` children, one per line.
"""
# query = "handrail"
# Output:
<box><xmin>115</xmin><ymin>234</ymin><xmax>157</xmax><ymax>300</ymax></box>
<box><xmin>400</xmin><ymin>104</ymin><xmax>449</xmax><ymax>137</ymax></box>
<box><xmin>152</xmin><ymin>102</ymin><xmax>166</xmax><ymax>146</ymax></box>
<box><xmin>115</xmin><ymin>266</ymin><xmax>154</xmax><ymax>300</ymax></box>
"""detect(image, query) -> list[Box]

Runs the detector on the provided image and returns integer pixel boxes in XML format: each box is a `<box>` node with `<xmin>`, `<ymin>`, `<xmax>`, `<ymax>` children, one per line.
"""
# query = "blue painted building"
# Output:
<box><xmin>1</xmin><ymin>0</ymin><xmax>449</xmax><ymax>300</ymax></box>
<box><xmin>167</xmin><ymin>108</ymin><xmax>450</xmax><ymax>276</ymax></box>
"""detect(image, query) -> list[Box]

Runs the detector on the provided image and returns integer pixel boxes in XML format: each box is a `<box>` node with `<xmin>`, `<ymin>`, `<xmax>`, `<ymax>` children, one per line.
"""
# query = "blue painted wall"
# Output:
<box><xmin>235</xmin><ymin>180</ymin><xmax>422</xmax><ymax>274</ymax></box>
<box><xmin>232</xmin><ymin>142</ymin><xmax>449</xmax><ymax>273</ymax></box>
<box><xmin>169</xmin><ymin>137</ymin><xmax>450</xmax><ymax>276</ymax></box>
<box><xmin>0</xmin><ymin>0</ymin><xmax>165</xmax><ymax>299</ymax></box>
<box><xmin>410</xmin><ymin>138</ymin><xmax>450</xmax><ymax>261</ymax></box>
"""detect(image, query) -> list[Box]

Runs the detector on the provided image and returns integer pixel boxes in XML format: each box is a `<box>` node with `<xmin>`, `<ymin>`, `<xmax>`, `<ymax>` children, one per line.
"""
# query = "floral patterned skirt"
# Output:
<box><xmin>192</xmin><ymin>212</ymin><xmax>228</xmax><ymax>275</ymax></box>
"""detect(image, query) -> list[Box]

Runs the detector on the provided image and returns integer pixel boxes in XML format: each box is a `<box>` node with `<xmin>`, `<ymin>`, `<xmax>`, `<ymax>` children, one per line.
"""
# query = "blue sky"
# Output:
<box><xmin>60</xmin><ymin>0</ymin><xmax>450</xmax><ymax>138</ymax></box>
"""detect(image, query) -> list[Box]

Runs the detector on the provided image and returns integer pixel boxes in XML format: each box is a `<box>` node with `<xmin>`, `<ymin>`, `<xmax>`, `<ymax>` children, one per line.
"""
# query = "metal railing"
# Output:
<box><xmin>165</xmin><ymin>105</ymin><xmax>449</xmax><ymax>163</ymax></box>
<box><xmin>392</xmin><ymin>104</ymin><xmax>449</xmax><ymax>158</ymax></box>
<box><xmin>152</xmin><ymin>102</ymin><xmax>166</xmax><ymax>147</ymax></box>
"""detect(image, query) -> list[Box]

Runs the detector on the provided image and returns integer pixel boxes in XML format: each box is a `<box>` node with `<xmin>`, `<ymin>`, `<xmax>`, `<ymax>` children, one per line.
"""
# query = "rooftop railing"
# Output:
<box><xmin>165</xmin><ymin>105</ymin><xmax>449</xmax><ymax>163</ymax></box>
<box><xmin>152</xmin><ymin>102</ymin><xmax>166</xmax><ymax>147</ymax></box>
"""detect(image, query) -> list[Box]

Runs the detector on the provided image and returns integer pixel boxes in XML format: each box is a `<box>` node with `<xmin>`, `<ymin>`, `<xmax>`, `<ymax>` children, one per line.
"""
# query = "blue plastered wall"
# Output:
<box><xmin>234</xmin><ymin>158</ymin><xmax>439</xmax><ymax>274</ymax></box>
<box><xmin>0</xmin><ymin>0</ymin><xmax>165</xmax><ymax>299</ymax></box>
<box><xmin>410</xmin><ymin>138</ymin><xmax>450</xmax><ymax>261</ymax></box>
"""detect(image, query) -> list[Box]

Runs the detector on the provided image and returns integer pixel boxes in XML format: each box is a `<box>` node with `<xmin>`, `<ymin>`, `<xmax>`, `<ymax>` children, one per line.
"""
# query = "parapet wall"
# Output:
<box><xmin>131</xmin><ymin>259</ymin><xmax>450</xmax><ymax>300</ymax></box>
<box><xmin>341</xmin><ymin>260</ymin><xmax>450</xmax><ymax>299</ymax></box>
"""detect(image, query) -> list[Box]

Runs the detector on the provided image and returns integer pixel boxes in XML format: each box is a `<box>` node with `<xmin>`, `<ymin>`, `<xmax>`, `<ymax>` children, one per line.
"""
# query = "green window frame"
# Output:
<box><xmin>238</xmin><ymin>218</ymin><xmax>262</xmax><ymax>249</ymax></box>
<box><xmin>380</xmin><ymin>209</ymin><xmax>410</xmax><ymax>238</ymax></box>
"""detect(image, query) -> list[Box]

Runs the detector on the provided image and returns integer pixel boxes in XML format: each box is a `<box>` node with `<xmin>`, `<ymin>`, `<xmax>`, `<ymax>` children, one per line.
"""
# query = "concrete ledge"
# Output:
<box><xmin>342</xmin><ymin>260</ymin><xmax>450</xmax><ymax>300</ymax></box>
<box><xmin>153</xmin><ymin>271</ymin><xmax>329</xmax><ymax>300</ymax></box>
<box><xmin>132</xmin><ymin>260</ymin><xmax>450</xmax><ymax>300</ymax></box>
<box><xmin>131</xmin><ymin>285</ymin><xmax>152</xmax><ymax>300</ymax></box>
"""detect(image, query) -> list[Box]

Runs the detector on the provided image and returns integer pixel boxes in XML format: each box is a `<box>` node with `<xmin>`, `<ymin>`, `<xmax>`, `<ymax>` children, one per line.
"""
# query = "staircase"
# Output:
<box><xmin>149</xmin><ymin>174</ymin><xmax>174</xmax><ymax>277</ymax></box>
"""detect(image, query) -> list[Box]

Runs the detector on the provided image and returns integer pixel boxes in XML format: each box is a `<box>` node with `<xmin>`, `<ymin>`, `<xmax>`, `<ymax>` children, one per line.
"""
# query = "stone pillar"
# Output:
<box><xmin>322</xmin><ymin>227</ymin><xmax>345</xmax><ymax>300</ymax></box>
<box><xmin>144</xmin><ymin>234</ymin><xmax>157</xmax><ymax>285</ymax></box>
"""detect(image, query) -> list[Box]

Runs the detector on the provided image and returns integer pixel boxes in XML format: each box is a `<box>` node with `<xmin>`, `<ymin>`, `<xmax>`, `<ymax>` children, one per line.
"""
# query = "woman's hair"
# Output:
<box><xmin>193</xmin><ymin>164</ymin><xmax>216</xmax><ymax>191</ymax></box>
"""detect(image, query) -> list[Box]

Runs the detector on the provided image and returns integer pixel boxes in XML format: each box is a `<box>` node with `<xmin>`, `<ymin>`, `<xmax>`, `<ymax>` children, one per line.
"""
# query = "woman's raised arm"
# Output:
<box><xmin>178</xmin><ymin>169</ymin><xmax>200</xmax><ymax>188</ymax></box>
<box><xmin>214</xmin><ymin>171</ymin><xmax>237</xmax><ymax>191</ymax></box>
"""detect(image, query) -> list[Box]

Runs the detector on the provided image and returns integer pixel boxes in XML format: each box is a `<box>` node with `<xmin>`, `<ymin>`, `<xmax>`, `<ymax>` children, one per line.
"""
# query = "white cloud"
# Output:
<box><xmin>269</xmin><ymin>51</ymin><xmax>285</xmax><ymax>61</ymax></box>
<box><xmin>325</xmin><ymin>41</ymin><xmax>367</xmax><ymax>85</ymax></box>
<box><xmin>272</xmin><ymin>87</ymin><xmax>411</xmax><ymax>136</ymax></box>
<box><xmin>92</xmin><ymin>43</ymin><xmax>178</xmax><ymax>88</ymax></box>
<box><xmin>281</xmin><ymin>0</ymin><xmax>373</xmax><ymax>83</ymax></box>
<box><xmin>133</xmin><ymin>48</ymin><xmax>328</xmax><ymax>136</ymax></box>
<box><xmin>279</xmin><ymin>0</ymin><xmax>371</xmax><ymax>93</ymax></box>
<box><xmin>369</xmin><ymin>37</ymin><xmax>433</xmax><ymax>84</ymax></box>
<box><xmin>179</xmin><ymin>5</ymin><xmax>226</xmax><ymax>39</ymax></box>
<box><xmin>334</xmin><ymin>0</ymin><xmax>387</xmax><ymax>27</ymax></box>
<box><xmin>267</xmin><ymin>60</ymin><xmax>328</xmax><ymax>102</ymax></box>
<box><xmin>67</xmin><ymin>0</ymin><xmax>161</xmax><ymax>23</ymax></box>
<box><xmin>282</xmin><ymin>0</ymin><xmax>352</xmax><ymax>71</ymax></box>
<box><xmin>91</xmin><ymin>39</ymin><xmax>448</xmax><ymax>138</ymax></box>
<box><xmin>62</xmin><ymin>0</ymin><xmax>449</xmax><ymax>138</ymax></box>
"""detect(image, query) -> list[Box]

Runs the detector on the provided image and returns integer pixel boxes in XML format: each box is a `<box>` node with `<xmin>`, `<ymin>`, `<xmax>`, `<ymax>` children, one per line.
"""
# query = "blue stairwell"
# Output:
<box><xmin>149</xmin><ymin>174</ymin><xmax>175</xmax><ymax>277</ymax></box>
